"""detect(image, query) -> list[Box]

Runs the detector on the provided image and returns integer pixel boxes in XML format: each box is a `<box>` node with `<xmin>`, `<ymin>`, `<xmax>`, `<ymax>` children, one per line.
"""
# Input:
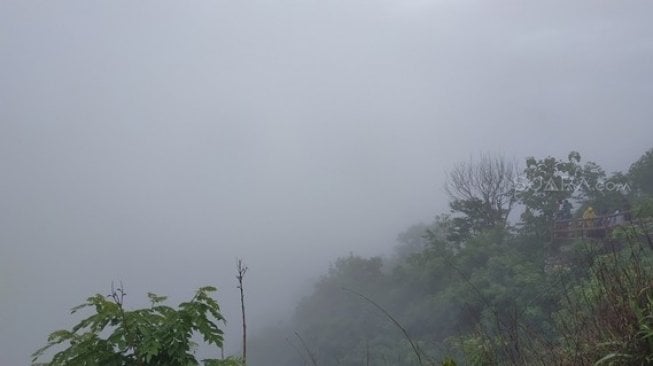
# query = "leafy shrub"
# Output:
<box><xmin>33</xmin><ymin>286</ymin><xmax>242</xmax><ymax>366</ymax></box>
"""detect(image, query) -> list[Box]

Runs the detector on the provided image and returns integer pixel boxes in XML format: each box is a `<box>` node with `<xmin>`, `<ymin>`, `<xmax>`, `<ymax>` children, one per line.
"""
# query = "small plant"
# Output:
<box><xmin>33</xmin><ymin>285</ymin><xmax>242</xmax><ymax>366</ymax></box>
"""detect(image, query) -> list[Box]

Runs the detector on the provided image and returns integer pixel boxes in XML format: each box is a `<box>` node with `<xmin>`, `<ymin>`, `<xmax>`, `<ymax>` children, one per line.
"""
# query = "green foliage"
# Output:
<box><xmin>291</xmin><ymin>255</ymin><xmax>395</xmax><ymax>365</ymax></box>
<box><xmin>634</xmin><ymin>195</ymin><xmax>653</xmax><ymax>218</ymax></box>
<box><xmin>518</xmin><ymin>151</ymin><xmax>605</xmax><ymax>240</ymax></box>
<box><xmin>33</xmin><ymin>286</ymin><xmax>229</xmax><ymax>366</ymax></box>
<box><xmin>453</xmin><ymin>333</ymin><xmax>496</xmax><ymax>366</ymax></box>
<box><xmin>628</xmin><ymin>147</ymin><xmax>653</xmax><ymax>197</ymax></box>
<box><xmin>440</xmin><ymin>358</ymin><xmax>457</xmax><ymax>366</ymax></box>
<box><xmin>448</xmin><ymin>198</ymin><xmax>490</xmax><ymax>243</ymax></box>
<box><xmin>247</xmin><ymin>148</ymin><xmax>653</xmax><ymax>366</ymax></box>
<box><xmin>553</xmin><ymin>246</ymin><xmax>653</xmax><ymax>365</ymax></box>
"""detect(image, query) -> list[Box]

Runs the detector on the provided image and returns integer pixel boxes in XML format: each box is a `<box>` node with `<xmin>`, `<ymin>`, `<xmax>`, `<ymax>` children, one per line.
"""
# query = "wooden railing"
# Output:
<box><xmin>553</xmin><ymin>211</ymin><xmax>632</xmax><ymax>241</ymax></box>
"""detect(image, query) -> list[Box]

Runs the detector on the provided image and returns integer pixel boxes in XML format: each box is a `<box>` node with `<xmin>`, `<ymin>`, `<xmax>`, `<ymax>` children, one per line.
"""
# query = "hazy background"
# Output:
<box><xmin>1</xmin><ymin>0</ymin><xmax>652</xmax><ymax>364</ymax></box>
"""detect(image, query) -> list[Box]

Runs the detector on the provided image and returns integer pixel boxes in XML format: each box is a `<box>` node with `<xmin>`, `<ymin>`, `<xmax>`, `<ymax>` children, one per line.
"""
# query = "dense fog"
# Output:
<box><xmin>2</xmin><ymin>1</ymin><xmax>653</xmax><ymax>365</ymax></box>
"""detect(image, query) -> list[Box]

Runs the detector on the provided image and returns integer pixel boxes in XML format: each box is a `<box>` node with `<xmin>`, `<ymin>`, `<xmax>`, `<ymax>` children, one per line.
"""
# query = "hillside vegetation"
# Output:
<box><xmin>249</xmin><ymin>149</ymin><xmax>653</xmax><ymax>366</ymax></box>
<box><xmin>33</xmin><ymin>148</ymin><xmax>653</xmax><ymax>366</ymax></box>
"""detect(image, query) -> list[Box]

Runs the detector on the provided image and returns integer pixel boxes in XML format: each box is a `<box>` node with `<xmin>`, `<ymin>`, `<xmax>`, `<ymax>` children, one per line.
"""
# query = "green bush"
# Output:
<box><xmin>33</xmin><ymin>286</ymin><xmax>242</xmax><ymax>366</ymax></box>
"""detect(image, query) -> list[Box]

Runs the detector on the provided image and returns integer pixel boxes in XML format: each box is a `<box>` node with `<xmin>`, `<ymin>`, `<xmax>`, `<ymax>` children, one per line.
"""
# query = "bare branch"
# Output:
<box><xmin>236</xmin><ymin>259</ymin><xmax>248</xmax><ymax>365</ymax></box>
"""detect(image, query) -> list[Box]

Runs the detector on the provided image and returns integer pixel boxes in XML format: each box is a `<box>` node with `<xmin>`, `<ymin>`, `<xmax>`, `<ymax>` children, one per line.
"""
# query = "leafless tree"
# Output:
<box><xmin>445</xmin><ymin>153</ymin><xmax>518</xmax><ymax>228</ymax></box>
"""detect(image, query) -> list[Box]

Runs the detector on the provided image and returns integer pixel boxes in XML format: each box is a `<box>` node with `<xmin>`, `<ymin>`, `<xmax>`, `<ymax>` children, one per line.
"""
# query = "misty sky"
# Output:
<box><xmin>1</xmin><ymin>0</ymin><xmax>653</xmax><ymax>364</ymax></box>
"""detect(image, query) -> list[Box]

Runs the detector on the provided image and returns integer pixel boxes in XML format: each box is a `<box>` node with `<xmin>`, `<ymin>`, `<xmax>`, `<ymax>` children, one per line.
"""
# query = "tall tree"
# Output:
<box><xmin>628</xmin><ymin>147</ymin><xmax>653</xmax><ymax>197</ymax></box>
<box><xmin>445</xmin><ymin>154</ymin><xmax>517</xmax><ymax>241</ymax></box>
<box><xmin>517</xmin><ymin>151</ymin><xmax>604</xmax><ymax>240</ymax></box>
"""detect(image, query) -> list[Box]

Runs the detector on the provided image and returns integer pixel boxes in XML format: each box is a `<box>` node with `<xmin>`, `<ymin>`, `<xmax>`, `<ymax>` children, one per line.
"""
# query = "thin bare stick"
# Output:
<box><xmin>236</xmin><ymin>259</ymin><xmax>248</xmax><ymax>365</ymax></box>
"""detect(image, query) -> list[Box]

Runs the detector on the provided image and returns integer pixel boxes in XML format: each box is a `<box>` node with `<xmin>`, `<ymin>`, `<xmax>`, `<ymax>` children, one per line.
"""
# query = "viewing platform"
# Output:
<box><xmin>553</xmin><ymin>211</ymin><xmax>633</xmax><ymax>241</ymax></box>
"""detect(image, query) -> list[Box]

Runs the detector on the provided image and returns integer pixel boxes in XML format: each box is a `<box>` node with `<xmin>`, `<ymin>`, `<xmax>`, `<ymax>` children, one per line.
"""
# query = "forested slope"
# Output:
<box><xmin>249</xmin><ymin>148</ymin><xmax>653</xmax><ymax>366</ymax></box>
